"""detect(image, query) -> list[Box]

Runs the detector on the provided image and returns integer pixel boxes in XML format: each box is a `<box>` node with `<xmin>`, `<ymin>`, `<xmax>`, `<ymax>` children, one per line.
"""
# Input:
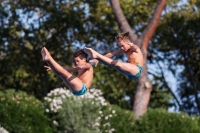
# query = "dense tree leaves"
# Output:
<box><xmin>151</xmin><ymin>1</ymin><xmax>200</xmax><ymax>115</ymax></box>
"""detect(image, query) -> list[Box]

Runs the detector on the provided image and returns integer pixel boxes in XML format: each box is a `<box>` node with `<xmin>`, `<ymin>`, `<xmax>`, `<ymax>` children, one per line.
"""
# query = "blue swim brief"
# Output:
<box><xmin>127</xmin><ymin>64</ymin><xmax>142</xmax><ymax>79</ymax></box>
<box><xmin>72</xmin><ymin>83</ymin><xmax>87</xmax><ymax>96</ymax></box>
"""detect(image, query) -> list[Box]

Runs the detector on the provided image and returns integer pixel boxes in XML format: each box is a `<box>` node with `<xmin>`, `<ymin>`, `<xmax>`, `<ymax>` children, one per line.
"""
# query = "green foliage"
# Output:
<box><xmin>0</xmin><ymin>89</ymin><xmax>53</xmax><ymax>133</ymax></box>
<box><xmin>92</xmin><ymin>64</ymin><xmax>136</xmax><ymax>110</ymax></box>
<box><xmin>43</xmin><ymin>87</ymin><xmax>136</xmax><ymax>133</ymax></box>
<box><xmin>132</xmin><ymin>108</ymin><xmax>200</xmax><ymax>133</ymax></box>
<box><xmin>149</xmin><ymin>78</ymin><xmax>174</xmax><ymax>109</ymax></box>
<box><xmin>151</xmin><ymin>2</ymin><xmax>200</xmax><ymax>114</ymax></box>
<box><xmin>56</xmin><ymin>97</ymin><xmax>101</xmax><ymax>133</ymax></box>
<box><xmin>100</xmin><ymin>105</ymin><xmax>135</xmax><ymax>133</ymax></box>
<box><xmin>43</xmin><ymin>87</ymin><xmax>200</xmax><ymax>133</ymax></box>
<box><xmin>43</xmin><ymin>88</ymin><xmax>108</xmax><ymax>133</ymax></box>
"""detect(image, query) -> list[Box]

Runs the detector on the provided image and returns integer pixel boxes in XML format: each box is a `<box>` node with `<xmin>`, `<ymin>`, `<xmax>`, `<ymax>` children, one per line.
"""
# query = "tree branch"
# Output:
<box><xmin>156</xmin><ymin>61</ymin><xmax>183</xmax><ymax>111</ymax></box>
<box><xmin>141</xmin><ymin>0</ymin><xmax>167</xmax><ymax>49</ymax></box>
<box><xmin>109</xmin><ymin>0</ymin><xmax>138</xmax><ymax>43</ymax></box>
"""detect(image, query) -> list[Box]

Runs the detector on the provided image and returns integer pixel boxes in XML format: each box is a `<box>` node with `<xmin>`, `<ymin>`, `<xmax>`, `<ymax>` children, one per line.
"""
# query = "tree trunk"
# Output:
<box><xmin>110</xmin><ymin>0</ymin><xmax>166</xmax><ymax>119</ymax></box>
<box><xmin>133</xmin><ymin>48</ymin><xmax>152</xmax><ymax>118</ymax></box>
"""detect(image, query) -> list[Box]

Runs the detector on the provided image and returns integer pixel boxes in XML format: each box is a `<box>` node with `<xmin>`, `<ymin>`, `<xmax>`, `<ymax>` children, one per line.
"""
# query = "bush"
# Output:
<box><xmin>99</xmin><ymin>105</ymin><xmax>135</xmax><ymax>133</ymax></box>
<box><xmin>0</xmin><ymin>89</ymin><xmax>53</xmax><ymax>133</ymax></box>
<box><xmin>44</xmin><ymin>87</ymin><xmax>107</xmax><ymax>133</ymax></box>
<box><xmin>44</xmin><ymin>87</ymin><xmax>138</xmax><ymax>133</ymax></box>
<box><xmin>132</xmin><ymin>108</ymin><xmax>200</xmax><ymax>133</ymax></box>
<box><xmin>44</xmin><ymin>88</ymin><xmax>200</xmax><ymax>133</ymax></box>
<box><xmin>57</xmin><ymin>97</ymin><xmax>101</xmax><ymax>133</ymax></box>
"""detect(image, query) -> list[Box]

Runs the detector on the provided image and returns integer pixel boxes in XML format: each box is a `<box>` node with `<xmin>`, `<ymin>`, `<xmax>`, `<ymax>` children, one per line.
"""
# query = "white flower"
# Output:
<box><xmin>53</xmin><ymin>109</ymin><xmax>57</xmax><ymax>113</ymax></box>
<box><xmin>55</xmin><ymin>105</ymin><xmax>62</xmax><ymax>110</ymax></box>
<box><xmin>44</xmin><ymin>87</ymin><xmax>108</xmax><ymax>114</ymax></box>
<box><xmin>93</xmin><ymin>122</ymin><xmax>100</xmax><ymax>126</ymax></box>
<box><xmin>105</xmin><ymin>116</ymin><xmax>108</xmax><ymax>120</ymax></box>
<box><xmin>111</xmin><ymin>128</ymin><xmax>115</xmax><ymax>131</ymax></box>
<box><xmin>53</xmin><ymin>120</ymin><xmax>58</xmax><ymax>125</ymax></box>
<box><xmin>46</xmin><ymin>109</ymin><xmax>49</xmax><ymax>112</ymax></box>
<box><xmin>61</xmin><ymin>95</ymin><xmax>66</xmax><ymax>99</ymax></box>
<box><xmin>97</xmin><ymin>117</ymin><xmax>101</xmax><ymax>120</ymax></box>
<box><xmin>112</xmin><ymin>110</ymin><xmax>116</xmax><ymax>114</ymax></box>
<box><xmin>47</xmin><ymin>98</ymin><xmax>52</xmax><ymax>102</ymax></box>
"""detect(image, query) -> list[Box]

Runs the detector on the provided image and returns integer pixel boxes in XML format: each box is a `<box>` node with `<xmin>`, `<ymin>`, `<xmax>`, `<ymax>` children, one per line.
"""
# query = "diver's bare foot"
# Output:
<box><xmin>41</xmin><ymin>47</ymin><xmax>51</xmax><ymax>61</ymax></box>
<box><xmin>84</xmin><ymin>47</ymin><xmax>98</xmax><ymax>59</ymax></box>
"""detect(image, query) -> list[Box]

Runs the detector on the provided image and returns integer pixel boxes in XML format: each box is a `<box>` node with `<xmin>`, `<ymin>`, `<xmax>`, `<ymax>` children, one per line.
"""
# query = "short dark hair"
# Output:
<box><xmin>73</xmin><ymin>49</ymin><xmax>88</xmax><ymax>61</ymax></box>
<box><xmin>115</xmin><ymin>32</ymin><xmax>130</xmax><ymax>42</ymax></box>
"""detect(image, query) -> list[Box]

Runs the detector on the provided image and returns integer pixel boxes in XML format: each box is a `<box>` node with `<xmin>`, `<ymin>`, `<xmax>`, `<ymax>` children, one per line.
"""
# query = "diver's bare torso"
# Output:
<box><xmin>124</xmin><ymin>46</ymin><xmax>143</xmax><ymax>67</ymax></box>
<box><xmin>78</xmin><ymin>63</ymin><xmax>93</xmax><ymax>88</ymax></box>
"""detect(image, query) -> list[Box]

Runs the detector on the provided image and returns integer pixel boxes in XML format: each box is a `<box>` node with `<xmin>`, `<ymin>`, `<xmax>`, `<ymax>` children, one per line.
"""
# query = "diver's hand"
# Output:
<box><xmin>44</xmin><ymin>65</ymin><xmax>51</xmax><ymax>71</ymax></box>
<box><xmin>89</xmin><ymin>59</ymin><xmax>99</xmax><ymax>67</ymax></box>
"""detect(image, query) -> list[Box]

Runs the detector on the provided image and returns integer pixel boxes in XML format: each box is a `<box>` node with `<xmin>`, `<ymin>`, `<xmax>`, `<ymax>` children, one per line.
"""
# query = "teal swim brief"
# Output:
<box><xmin>72</xmin><ymin>83</ymin><xmax>87</xmax><ymax>96</ymax></box>
<box><xmin>127</xmin><ymin>64</ymin><xmax>142</xmax><ymax>79</ymax></box>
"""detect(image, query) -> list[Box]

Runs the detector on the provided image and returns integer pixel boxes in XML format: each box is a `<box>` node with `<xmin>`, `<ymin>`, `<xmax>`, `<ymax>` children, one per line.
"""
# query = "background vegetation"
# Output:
<box><xmin>0</xmin><ymin>89</ymin><xmax>52</xmax><ymax>133</ymax></box>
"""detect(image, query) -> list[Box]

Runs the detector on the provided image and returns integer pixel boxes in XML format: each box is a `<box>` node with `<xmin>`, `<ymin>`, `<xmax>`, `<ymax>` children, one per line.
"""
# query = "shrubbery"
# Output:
<box><xmin>43</xmin><ymin>87</ymin><xmax>107</xmax><ymax>133</ymax></box>
<box><xmin>132</xmin><ymin>108</ymin><xmax>200</xmax><ymax>133</ymax></box>
<box><xmin>100</xmin><ymin>105</ymin><xmax>135</xmax><ymax>133</ymax></box>
<box><xmin>44</xmin><ymin>88</ymin><xmax>200</xmax><ymax>133</ymax></box>
<box><xmin>101</xmin><ymin>107</ymin><xmax>200</xmax><ymax>133</ymax></box>
<box><xmin>44</xmin><ymin>87</ymin><xmax>135</xmax><ymax>133</ymax></box>
<box><xmin>0</xmin><ymin>89</ymin><xmax>53</xmax><ymax>133</ymax></box>
<box><xmin>1</xmin><ymin>88</ymin><xmax>200</xmax><ymax>133</ymax></box>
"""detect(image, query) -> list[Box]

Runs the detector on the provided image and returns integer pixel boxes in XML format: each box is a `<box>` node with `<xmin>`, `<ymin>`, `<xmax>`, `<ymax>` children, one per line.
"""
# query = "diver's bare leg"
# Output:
<box><xmin>84</xmin><ymin>47</ymin><xmax>139</xmax><ymax>75</ymax></box>
<box><xmin>41</xmin><ymin>47</ymin><xmax>83</xmax><ymax>91</ymax></box>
